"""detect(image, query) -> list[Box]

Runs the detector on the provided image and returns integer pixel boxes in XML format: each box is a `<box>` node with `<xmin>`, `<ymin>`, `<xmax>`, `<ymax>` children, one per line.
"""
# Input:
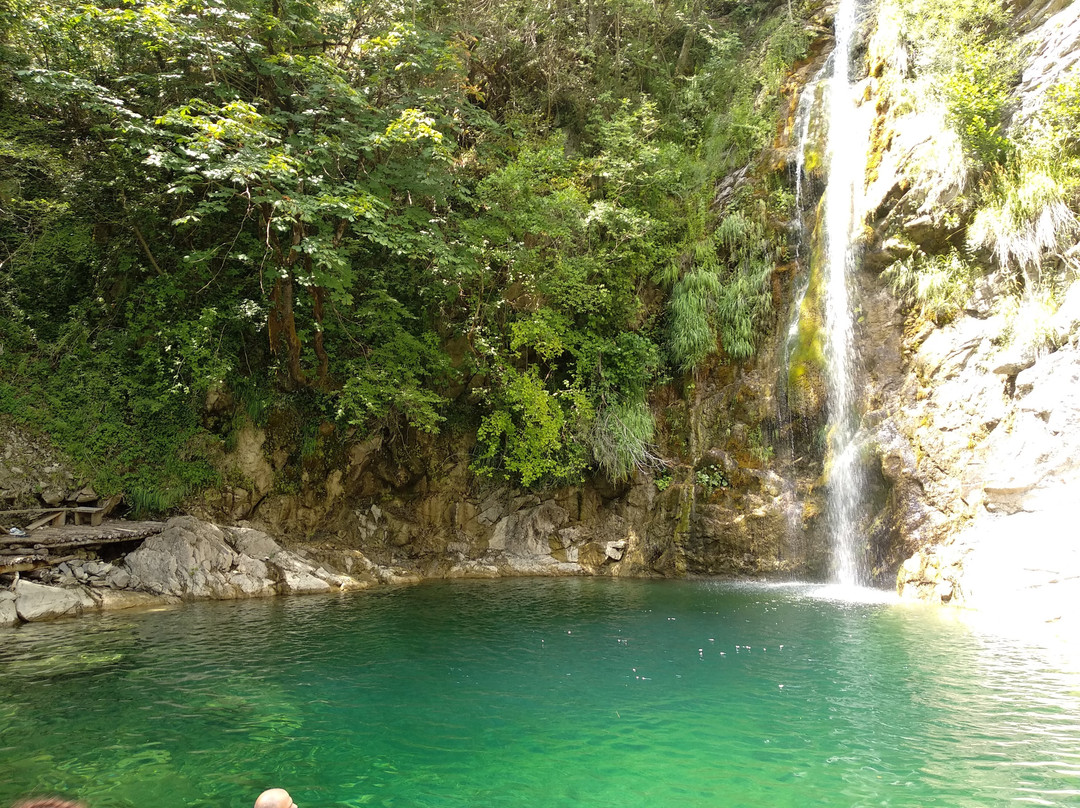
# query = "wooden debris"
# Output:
<box><xmin>26</xmin><ymin>510</ymin><xmax>66</xmax><ymax>531</ymax></box>
<box><xmin>0</xmin><ymin>520</ymin><xmax>165</xmax><ymax>575</ymax></box>
<box><xmin>26</xmin><ymin>520</ymin><xmax>164</xmax><ymax>550</ymax></box>
<box><xmin>0</xmin><ymin>553</ymin><xmax>48</xmax><ymax>574</ymax></box>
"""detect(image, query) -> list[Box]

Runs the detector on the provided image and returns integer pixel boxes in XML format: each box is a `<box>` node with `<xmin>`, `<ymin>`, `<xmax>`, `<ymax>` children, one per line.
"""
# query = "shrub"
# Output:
<box><xmin>968</xmin><ymin>159</ymin><xmax>1079</xmax><ymax>283</ymax></box>
<box><xmin>667</xmin><ymin>265</ymin><xmax>720</xmax><ymax>371</ymax></box>
<box><xmin>883</xmin><ymin>249</ymin><xmax>976</xmax><ymax>323</ymax></box>
<box><xmin>588</xmin><ymin>399</ymin><xmax>658</xmax><ymax>482</ymax></box>
<box><xmin>472</xmin><ymin>366</ymin><xmax>592</xmax><ymax>488</ymax></box>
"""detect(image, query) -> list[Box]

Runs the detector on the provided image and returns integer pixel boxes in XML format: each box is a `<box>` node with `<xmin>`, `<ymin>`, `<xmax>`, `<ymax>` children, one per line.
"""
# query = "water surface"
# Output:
<box><xmin>2</xmin><ymin>579</ymin><xmax>1079</xmax><ymax>807</ymax></box>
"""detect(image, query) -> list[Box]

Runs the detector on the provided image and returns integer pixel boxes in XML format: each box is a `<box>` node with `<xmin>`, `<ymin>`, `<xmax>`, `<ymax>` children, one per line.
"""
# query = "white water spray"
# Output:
<box><xmin>822</xmin><ymin>0</ymin><xmax>868</xmax><ymax>586</ymax></box>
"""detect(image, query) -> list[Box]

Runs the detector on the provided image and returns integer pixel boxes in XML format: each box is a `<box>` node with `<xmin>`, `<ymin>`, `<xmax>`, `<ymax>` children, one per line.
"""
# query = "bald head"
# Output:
<box><xmin>254</xmin><ymin>789</ymin><xmax>296</xmax><ymax>808</ymax></box>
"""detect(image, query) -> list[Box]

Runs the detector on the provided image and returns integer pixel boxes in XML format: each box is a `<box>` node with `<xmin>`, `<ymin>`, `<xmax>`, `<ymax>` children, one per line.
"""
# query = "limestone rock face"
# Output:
<box><xmin>123</xmin><ymin>515</ymin><xmax>366</xmax><ymax>600</ymax></box>
<box><xmin>125</xmin><ymin>516</ymin><xmax>247</xmax><ymax>599</ymax></box>
<box><xmin>834</xmin><ymin>0</ymin><xmax>1080</xmax><ymax>618</ymax></box>
<box><xmin>1014</xmin><ymin>1</ymin><xmax>1080</xmax><ymax>122</ymax></box>
<box><xmin>489</xmin><ymin>500</ymin><xmax>568</xmax><ymax>568</ymax></box>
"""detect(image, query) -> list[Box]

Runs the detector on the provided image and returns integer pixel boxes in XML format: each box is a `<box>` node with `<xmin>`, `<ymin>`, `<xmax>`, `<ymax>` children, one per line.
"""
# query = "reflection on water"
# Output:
<box><xmin>1</xmin><ymin>579</ymin><xmax>1079</xmax><ymax>808</ymax></box>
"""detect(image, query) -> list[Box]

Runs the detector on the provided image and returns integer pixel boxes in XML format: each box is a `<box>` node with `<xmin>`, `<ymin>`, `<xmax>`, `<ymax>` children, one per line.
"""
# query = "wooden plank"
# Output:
<box><xmin>27</xmin><ymin>521</ymin><xmax>165</xmax><ymax>550</ymax></box>
<box><xmin>0</xmin><ymin>553</ymin><xmax>86</xmax><ymax>575</ymax></box>
<box><xmin>0</xmin><ymin>508</ymin><xmax>68</xmax><ymax>516</ymax></box>
<box><xmin>26</xmin><ymin>511</ymin><xmax>65</xmax><ymax>531</ymax></box>
<box><xmin>0</xmin><ymin>520</ymin><xmax>165</xmax><ymax>552</ymax></box>
<box><xmin>0</xmin><ymin>554</ymin><xmax>48</xmax><ymax>574</ymax></box>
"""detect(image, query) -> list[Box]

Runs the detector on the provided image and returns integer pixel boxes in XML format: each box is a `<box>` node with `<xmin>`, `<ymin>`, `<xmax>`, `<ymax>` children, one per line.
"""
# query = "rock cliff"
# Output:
<box><xmin>5</xmin><ymin>0</ymin><xmax>1080</xmax><ymax>638</ymax></box>
<box><xmin>849</xmin><ymin>0</ymin><xmax>1080</xmax><ymax>636</ymax></box>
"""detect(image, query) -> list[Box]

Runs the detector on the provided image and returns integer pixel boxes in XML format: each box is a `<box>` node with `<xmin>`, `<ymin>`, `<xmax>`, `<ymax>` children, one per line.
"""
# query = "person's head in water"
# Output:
<box><xmin>254</xmin><ymin>789</ymin><xmax>296</xmax><ymax>808</ymax></box>
<box><xmin>11</xmin><ymin>798</ymin><xmax>86</xmax><ymax>808</ymax></box>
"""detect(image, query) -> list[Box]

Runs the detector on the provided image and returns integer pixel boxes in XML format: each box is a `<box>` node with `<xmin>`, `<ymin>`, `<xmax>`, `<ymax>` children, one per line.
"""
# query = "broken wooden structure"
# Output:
<box><xmin>0</xmin><ymin>520</ymin><xmax>165</xmax><ymax>575</ymax></box>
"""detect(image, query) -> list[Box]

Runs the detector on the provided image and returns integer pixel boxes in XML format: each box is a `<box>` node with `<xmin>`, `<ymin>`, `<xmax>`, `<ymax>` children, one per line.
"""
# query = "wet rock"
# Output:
<box><xmin>863</xmin><ymin>236</ymin><xmax>915</xmax><ymax>272</ymax></box>
<box><xmin>94</xmin><ymin>590</ymin><xmax>178</xmax><ymax>612</ymax></box>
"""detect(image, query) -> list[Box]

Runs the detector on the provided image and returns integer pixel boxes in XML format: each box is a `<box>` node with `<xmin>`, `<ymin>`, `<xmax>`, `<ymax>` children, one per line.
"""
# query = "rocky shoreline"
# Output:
<box><xmin>1</xmin><ymin>516</ymin><xmax>369</xmax><ymax>626</ymax></box>
<box><xmin>4</xmin><ymin>514</ymin><xmax>1077</xmax><ymax>672</ymax></box>
<box><xmin>0</xmin><ymin>514</ymin><xmax>606</xmax><ymax>627</ymax></box>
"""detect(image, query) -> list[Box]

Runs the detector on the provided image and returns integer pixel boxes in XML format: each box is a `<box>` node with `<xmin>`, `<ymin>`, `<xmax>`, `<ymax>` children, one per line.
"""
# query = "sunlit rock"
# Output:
<box><xmin>0</xmin><ymin>590</ymin><xmax>18</xmax><ymax>626</ymax></box>
<box><xmin>14</xmin><ymin>579</ymin><xmax>83</xmax><ymax>622</ymax></box>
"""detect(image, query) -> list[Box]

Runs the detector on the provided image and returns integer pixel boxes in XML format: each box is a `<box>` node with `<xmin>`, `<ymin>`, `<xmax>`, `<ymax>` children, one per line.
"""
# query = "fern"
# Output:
<box><xmin>968</xmin><ymin>159</ymin><xmax>1079</xmax><ymax>282</ymax></box>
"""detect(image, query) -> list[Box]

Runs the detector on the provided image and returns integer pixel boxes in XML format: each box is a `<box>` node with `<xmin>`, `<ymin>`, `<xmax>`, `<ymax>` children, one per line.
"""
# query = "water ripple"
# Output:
<box><xmin>1</xmin><ymin>579</ymin><xmax>1079</xmax><ymax>807</ymax></box>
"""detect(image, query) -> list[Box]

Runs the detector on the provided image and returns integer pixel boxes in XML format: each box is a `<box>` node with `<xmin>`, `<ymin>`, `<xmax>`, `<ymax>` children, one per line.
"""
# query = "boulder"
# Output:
<box><xmin>105</xmin><ymin>567</ymin><xmax>131</xmax><ymax>589</ymax></box>
<box><xmin>281</xmin><ymin>570</ymin><xmax>332</xmax><ymax>594</ymax></box>
<box><xmin>124</xmin><ymin>515</ymin><xmax>253</xmax><ymax>599</ymax></box>
<box><xmin>0</xmin><ymin>590</ymin><xmax>18</xmax><ymax>627</ymax></box>
<box><xmin>228</xmin><ymin>526</ymin><xmax>283</xmax><ymax>560</ymax></box>
<box><xmin>85</xmin><ymin>560</ymin><xmax>111</xmax><ymax>577</ymax></box>
<box><xmin>40</xmin><ymin>488</ymin><xmax>65</xmax><ymax>507</ymax></box>
<box><xmin>605</xmin><ymin>540</ymin><xmax>627</xmax><ymax>561</ymax></box>
<box><xmin>73</xmin><ymin>485</ymin><xmax>98</xmax><ymax>504</ymax></box>
<box><xmin>14</xmin><ymin>579</ymin><xmax>83</xmax><ymax>621</ymax></box>
<box><xmin>124</xmin><ymin>515</ymin><xmax>364</xmax><ymax>601</ymax></box>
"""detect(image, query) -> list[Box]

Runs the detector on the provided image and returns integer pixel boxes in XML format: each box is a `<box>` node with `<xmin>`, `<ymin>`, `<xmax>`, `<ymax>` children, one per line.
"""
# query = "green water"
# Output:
<box><xmin>2</xmin><ymin>579</ymin><xmax>1079</xmax><ymax>808</ymax></box>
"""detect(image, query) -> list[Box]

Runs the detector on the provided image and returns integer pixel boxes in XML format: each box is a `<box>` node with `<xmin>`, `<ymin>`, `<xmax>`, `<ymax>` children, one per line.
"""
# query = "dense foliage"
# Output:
<box><xmin>886</xmin><ymin>0</ymin><xmax>1080</xmax><ymax>333</ymax></box>
<box><xmin>0</xmin><ymin>0</ymin><xmax>807</xmax><ymax>501</ymax></box>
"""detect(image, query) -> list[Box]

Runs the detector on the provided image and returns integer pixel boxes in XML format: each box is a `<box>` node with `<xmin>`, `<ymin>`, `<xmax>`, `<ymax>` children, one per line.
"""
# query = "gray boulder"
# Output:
<box><xmin>0</xmin><ymin>590</ymin><xmax>18</xmax><ymax>627</ymax></box>
<box><xmin>14</xmin><ymin>579</ymin><xmax>84</xmax><ymax>622</ymax></box>
<box><xmin>228</xmin><ymin>526</ymin><xmax>282</xmax><ymax>559</ymax></box>
<box><xmin>124</xmin><ymin>516</ymin><xmax>269</xmax><ymax>599</ymax></box>
<box><xmin>105</xmin><ymin>566</ymin><xmax>131</xmax><ymax>589</ymax></box>
<box><xmin>123</xmin><ymin>515</ymin><xmax>364</xmax><ymax>600</ymax></box>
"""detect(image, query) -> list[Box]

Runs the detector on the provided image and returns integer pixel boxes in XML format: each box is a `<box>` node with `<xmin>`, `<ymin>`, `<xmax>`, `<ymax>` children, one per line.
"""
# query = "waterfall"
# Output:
<box><xmin>779</xmin><ymin>64</ymin><xmax>827</xmax><ymax>544</ymax></box>
<box><xmin>822</xmin><ymin>0</ymin><xmax>867</xmax><ymax>586</ymax></box>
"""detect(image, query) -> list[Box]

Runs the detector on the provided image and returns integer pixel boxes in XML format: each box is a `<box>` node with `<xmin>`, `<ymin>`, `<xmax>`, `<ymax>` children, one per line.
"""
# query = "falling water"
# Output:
<box><xmin>779</xmin><ymin>64</ymin><xmax>828</xmax><ymax>543</ymax></box>
<box><xmin>822</xmin><ymin>0</ymin><xmax>867</xmax><ymax>586</ymax></box>
<box><xmin>786</xmin><ymin>60</ymin><xmax>829</xmax><ymax>354</ymax></box>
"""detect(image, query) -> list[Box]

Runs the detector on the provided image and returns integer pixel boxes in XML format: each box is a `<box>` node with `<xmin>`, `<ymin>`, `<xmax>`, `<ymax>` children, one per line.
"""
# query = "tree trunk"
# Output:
<box><xmin>309</xmin><ymin>271</ymin><xmax>330</xmax><ymax>389</ymax></box>
<box><xmin>269</xmin><ymin>272</ymin><xmax>306</xmax><ymax>388</ymax></box>
<box><xmin>676</xmin><ymin>0</ymin><xmax>701</xmax><ymax>76</ymax></box>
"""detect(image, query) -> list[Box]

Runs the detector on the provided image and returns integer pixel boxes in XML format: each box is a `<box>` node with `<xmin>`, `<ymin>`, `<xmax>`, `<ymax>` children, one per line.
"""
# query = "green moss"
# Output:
<box><xmin>786</xmin><ymin>214</ymin><xmax>827</xmax><ymax>419</ymax></box>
